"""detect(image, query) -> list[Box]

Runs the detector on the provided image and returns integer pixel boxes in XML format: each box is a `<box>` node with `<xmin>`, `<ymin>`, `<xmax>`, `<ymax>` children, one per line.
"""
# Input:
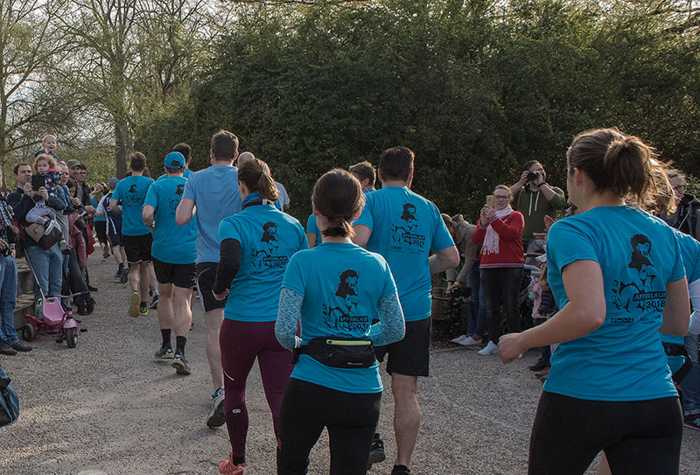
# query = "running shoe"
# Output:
<box><xmin>154</xmin><ymin>347</ymin><xmax>174</xmax><ymax>361</ymax></box>
<box><xmin>128</xmin><ymin>292</ymin><xmax>140</xmax><ymax>318</ymax></box>
<box><xmin>477</xmin><ymin>341</ymin><xmax>498</xmax><ymax>356</ymax></box>
<box><xmin>391</xmin><ymin>465</ymin><xmax>411</xmax><ymax>474</ymax></box>
<box><xmin>172</xmin><ymin>353</ymin><xmax>191</xmax><ymax>376</ymax></box>
<box><xmin>684</xmin><ymin>415</ymin><xmax>700</xmax><ymax>432</ymax></box>
<box><xmin>218</xmin><ymin>456</ymin><xmax>246</xmax><ymax>474</ymax></box>
<box><xmin>450</xmin><ymin>334</ymin><xmax>469</xmax><ymax>345</ymax></box>
<box><xmin>114</xmin><ymin>267</ymin><xmax>122</xmax><ymax>279</ymax></box>
<box><xmin>207</xmin><ymin>387</ymin><xmax>226</xmax><ymax>428</ymax></box>
<box><xmin>529</xmin><ymin>355</ymin><xmax>548</xmax><ymax>372</ymax></box>
<box><xmin>139</xmin><ymin>303</ymin><xmax>149</xmax><ymax>317</ymax></box>
<box><xmin>149</xmin><ymin>293</ymin><xmax>159</xmax><ymax>310</ymax></box>
<box><xmin>120</xmin><ymin>268</ymin><xmax>128</xmax><ymax>284</ymax></box>
<box><xmin>368</xmin><ymin>433</ymin><xmax>386</xmax><ymax>465</ymax></box>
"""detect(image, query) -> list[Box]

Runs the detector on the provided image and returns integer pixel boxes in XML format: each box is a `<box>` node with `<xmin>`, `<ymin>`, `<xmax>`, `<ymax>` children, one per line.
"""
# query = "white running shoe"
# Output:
<box><xmin>207</xmin><ymin>387</ymin><xmax>226</xmax><ymax>429</ymax></box>
<box><xmin>477</xmin><ymin>341</ymin><xmax>498</xmax><ymax>356</ymax></box>
<box><xmin>450</xmin><ymin>335</ymin><xmax>468</xmax><ymax>345</ymax></box>
<box><xmin>461</xmin><ymin>336</ymin><xmax>482</xmax><ymax>347</ymax></box>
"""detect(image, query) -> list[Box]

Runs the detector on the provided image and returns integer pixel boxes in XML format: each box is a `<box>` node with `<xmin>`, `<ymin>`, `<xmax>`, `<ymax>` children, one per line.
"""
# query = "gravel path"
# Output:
<box><xmin>1</xmin><ymin>254</ymin><xmax>699</xmax><ymax>474</ymax></box>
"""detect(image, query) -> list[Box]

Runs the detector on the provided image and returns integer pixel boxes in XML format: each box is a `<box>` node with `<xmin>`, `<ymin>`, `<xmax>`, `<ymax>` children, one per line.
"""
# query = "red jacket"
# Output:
<box><xmin>472</xmin><ymin>211</ymin><xmax>525</xmax><ymax>268</ymax></box>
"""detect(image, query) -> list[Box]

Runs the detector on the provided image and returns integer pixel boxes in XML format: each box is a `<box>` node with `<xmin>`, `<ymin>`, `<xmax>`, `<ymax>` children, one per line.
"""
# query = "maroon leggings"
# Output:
<box><xmin>220</xmin><ymin>319</ymin><xmax>293</xmax><ymax>461</ymax></box>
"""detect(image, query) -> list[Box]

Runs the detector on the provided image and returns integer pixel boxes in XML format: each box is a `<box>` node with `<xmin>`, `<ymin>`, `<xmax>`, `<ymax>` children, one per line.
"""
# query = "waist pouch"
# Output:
<box><xmin>663</xmin><ymin>342</ymin><xmax>692</xmax><ymax>384</ymax></box>
<box><xmin>297</xmin><ymin>337</ymin><xmax>376</xmax><ymax>369</ymax></box>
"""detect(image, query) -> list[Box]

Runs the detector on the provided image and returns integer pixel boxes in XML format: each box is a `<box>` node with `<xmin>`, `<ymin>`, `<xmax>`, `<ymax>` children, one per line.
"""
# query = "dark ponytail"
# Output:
<box><xmin>312</xmin><ymin>169</ymin><xmax>365</xmax><ymax>238</ymax></box>
<box><xmin>238</xmin><ymin>158</ymin><xmax>280</xmax><ymax>202</ymax></box>
<box><xmin>567</xmin><ymin>128</ymin><xmax>655</xmax><ymax>204</ymax></box>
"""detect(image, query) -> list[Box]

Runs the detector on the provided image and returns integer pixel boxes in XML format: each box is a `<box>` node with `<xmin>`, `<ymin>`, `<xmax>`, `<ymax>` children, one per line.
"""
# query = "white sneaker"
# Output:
<box><xmin>477</xmin><ymin>341</ymin><xmax>498</xmax><ymax>356</ymax></box>
<box><xmin>461</xmin><ymin>336</ymin><xmax>481</xmax><ymax>347</ymax></box>
<box><xmin>206</xmin><ymin>387</ymin><xmax>226</xmax><ymax>429</ymax></box>
<box><xmin>450</xmin><ymin>335</ymin><xmax>468</xmax><ymax>345</ymax></box>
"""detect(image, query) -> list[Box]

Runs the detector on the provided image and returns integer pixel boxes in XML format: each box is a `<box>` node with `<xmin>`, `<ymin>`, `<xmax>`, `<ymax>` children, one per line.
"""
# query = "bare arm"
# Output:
<box><xmin>510</xmin><ymin>171</ymin><xmax>529</xmax><ymax>196</ymax></box>
<box><xmin>306</xmin><ymin>232</ymin><xmax>317</xmax><ymax>248</ymax></box>
<box><xmin>660</xmin><ymin>278</ymin><xmax>690</xmax><ymax>336</ymax></box>
<box><xmin>499</xmin><ymin>260</ymin><xmax>606</xmax><ymax>362</ymax></box>
<box><xmin>352</xmin><ymin>224</ymin><xmax>371</xmax><ymax>247</ymax></box>
<box><xmin>429</xmin><ymin>245</ymin><xmax>460</xmax><ymax>274</ymax></box>
<box><xmin>176</xmin><ymin>198</ymin><xmax>195</xmax><ymax>225</ymax></box>
<box><xmin>142</xmin><ymin>205</ymin><xmax>155</xmax><ymax>227</ymax></box>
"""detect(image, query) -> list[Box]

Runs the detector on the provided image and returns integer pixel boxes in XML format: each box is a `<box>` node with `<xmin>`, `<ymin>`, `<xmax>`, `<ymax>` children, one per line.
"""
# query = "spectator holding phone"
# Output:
<box><xmin>471</xmin><ymin>185</ymin><xmax>525</xmax><ymax>356</ymax></box>
<box><xmin>510</xmin><ymin>161</ymin><xmax>566</xmax><ymax>248</ymax></box>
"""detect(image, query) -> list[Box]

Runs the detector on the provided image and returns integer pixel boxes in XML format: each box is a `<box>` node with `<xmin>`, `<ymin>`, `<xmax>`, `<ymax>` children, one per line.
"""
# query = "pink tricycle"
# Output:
<box><xmin>22</xmin><ymin>296</ymin><xmax>80</xmax><ymax>349</ymax></box>
<box><xmin>21</xmin><ymin>256</ymin><xmax>81</xmax><ymax>349</ymax></box>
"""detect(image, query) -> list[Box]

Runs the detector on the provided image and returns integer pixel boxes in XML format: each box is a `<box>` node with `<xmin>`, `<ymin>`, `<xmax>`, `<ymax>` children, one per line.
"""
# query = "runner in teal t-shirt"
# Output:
<box><xmin>352</xmin><ymin>147</ymin><xmax>458</xmax><ymax>473</ymax></box>
<box><xmin>498</xmin><ymin>128</ymin><xmax>690</xmax><ymax>475</ymax></box>
<box><xmin>212</xmin><ymin>159</ymin><xmax>306</xmax><ymax>474</ymax></box>
<box><xmin>143</xmin><ymin>151</ymin><xmax>198</xmax><ymax>376</ymax></box>
<box><xmin>275</xmin><ymin>169</ymin><xmax>405</xmax><ymax>475</ymax></box>
<box><xmin>110</xmin><ymin>153</ymin><xmax>155</xmax><ymax>318</ymax></box>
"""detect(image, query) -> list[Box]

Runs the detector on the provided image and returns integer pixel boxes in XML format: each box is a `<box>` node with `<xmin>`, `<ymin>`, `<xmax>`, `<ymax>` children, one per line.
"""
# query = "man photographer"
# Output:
<box><xmin>510</xmin><ymin>160</ymin><xmax>566</xmax><ymax>248</ymax></box>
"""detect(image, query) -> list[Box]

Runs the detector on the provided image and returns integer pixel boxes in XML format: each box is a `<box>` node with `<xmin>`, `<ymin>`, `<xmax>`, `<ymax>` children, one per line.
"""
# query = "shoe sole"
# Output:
<box><xmin>207</xmin><ymin>399</ymin><xmax>226</xmax><ymax>428</ymax></box>
<box><xmin>128</xmin><ymin>294</ymin><xmax>140</xmax><ymax>318</ymax></box>
<box><xmin>172</xmin><ymin>360</ymin><xmax>191</xmax><ymax>376</ymax></box>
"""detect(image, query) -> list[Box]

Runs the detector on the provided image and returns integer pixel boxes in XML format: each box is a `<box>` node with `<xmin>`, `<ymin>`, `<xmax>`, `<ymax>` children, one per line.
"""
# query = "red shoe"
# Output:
<box><xmin>218</xmin><ymin>456</ymin><xmax>246</xmax><ymax>474</ymax></box>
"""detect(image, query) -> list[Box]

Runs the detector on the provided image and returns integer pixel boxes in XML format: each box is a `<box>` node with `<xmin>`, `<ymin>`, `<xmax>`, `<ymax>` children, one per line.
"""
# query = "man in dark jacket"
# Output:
<box><xmin>667</xmin><ymin>169</ymin><xmax>700</xmax><ymax>241</ymax></box>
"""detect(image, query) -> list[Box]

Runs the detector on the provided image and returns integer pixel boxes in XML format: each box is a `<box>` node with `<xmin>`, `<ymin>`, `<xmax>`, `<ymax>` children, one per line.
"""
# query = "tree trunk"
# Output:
<box><xmin>114</xmin><ymin>120</ymin><xmax>132</xmax><ymax>178</ymax></box>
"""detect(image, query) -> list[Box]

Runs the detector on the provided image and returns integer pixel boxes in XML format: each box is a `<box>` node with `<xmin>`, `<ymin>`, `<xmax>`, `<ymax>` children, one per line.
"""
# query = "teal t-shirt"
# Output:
<box><xmin>112</xmin><ymin>175</ymin><xmax>154</xmax><ymax>236</ymax></box>
<box><xmin>544</xmin><ymin>206</ymin><xmax>685</xmax><ymax>401</ymax></box>
<box><xmin>355</xmin><ymin>186</ymin><xmax>454</xmax><ymax>321</ymax></box>
<box><xmin>282</xmin><ymin>242</ymin><xmax>398</xmax><ymax>394</ymax></box>
<box><xmin>661</xmin><ymin>230</ymin><xmax>700</xmax><ymax>351</ymax></box>
<box><xmin>219</xmin><ymin>199</ymin><xmax>307</xmax><ymax>322</ymax></box>
<box><xmin>144</xmin><ymin>175</ymin><xmax>197</xmax><ymax>264</ymax></box>
<box><xmin>306</xmin><ymin>214</ymin><xmax>322</xmax><ymax>246</ymax></box>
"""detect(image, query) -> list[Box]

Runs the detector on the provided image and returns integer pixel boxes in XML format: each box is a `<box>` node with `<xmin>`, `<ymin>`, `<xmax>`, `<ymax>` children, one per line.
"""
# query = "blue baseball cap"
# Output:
<box><xmin>164</xmin><ymin>151</ymin><xmax>185</xmax><ymax>169</ymax></box>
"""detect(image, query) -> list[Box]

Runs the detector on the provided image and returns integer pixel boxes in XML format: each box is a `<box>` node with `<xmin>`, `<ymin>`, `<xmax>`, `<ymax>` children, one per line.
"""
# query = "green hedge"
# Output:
<box><xmin>136</xmin><ymin>0</ymin><xmax>699</xmax><ymax>222</ymax></box>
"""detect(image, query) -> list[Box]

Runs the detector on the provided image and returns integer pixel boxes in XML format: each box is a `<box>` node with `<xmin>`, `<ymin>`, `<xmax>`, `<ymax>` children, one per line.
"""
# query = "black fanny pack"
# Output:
<box><xmin>663</xmin><ymin>342</ymin><xmax>692</xmax><ymax>384</ymax></box>
<box><xmin>297</xmin><ymin>337</ymin><xmax>376</xmax><ymax>369</ymax></box>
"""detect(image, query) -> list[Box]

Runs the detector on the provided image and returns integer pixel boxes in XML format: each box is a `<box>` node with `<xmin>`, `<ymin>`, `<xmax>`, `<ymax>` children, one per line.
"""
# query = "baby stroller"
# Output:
<box><xmin>21</xmin><ymin>254</ymin><xmax>81</xmax><ymax>349</ymax></box>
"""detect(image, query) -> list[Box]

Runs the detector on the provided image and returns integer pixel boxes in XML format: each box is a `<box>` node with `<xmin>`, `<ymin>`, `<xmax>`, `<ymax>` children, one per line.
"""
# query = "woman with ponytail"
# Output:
<box><xmin>275</xmin><ymin>169</ymin><xmax>406</xmax><ymax>475</ymax></box>
<box><xmin>498</xmin><ymin>128</ymin><xmax>690</xmax><ymax>474</ymax></box>
<box><xmin>213</xmin><ymin>158</ymin><xmax>307</xmax><ymax>475</ymax></box>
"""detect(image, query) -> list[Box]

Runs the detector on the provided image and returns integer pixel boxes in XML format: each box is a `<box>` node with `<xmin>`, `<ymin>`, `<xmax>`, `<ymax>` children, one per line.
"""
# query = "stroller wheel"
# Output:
<box><xmin>66</xmin><ymin>327</ymin><xmax>78</xmax><ymax>349</ymax></box>
<box><xmin>22</xmin><ymin>324</ymin><xmax>37</xmax><ymax>342</ymax></box>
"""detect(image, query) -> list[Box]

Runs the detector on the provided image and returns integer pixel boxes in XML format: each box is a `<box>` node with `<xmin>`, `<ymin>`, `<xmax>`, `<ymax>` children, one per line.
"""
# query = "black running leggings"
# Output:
<box><xmin>278</xmin><ymin>379</ymin><xmax>381</xmax><ymax>475</ymax></box>
<box><xmin>529</xmin><ymin>391</ymin><xmax>683</xmax><ymax>475</ymax></box>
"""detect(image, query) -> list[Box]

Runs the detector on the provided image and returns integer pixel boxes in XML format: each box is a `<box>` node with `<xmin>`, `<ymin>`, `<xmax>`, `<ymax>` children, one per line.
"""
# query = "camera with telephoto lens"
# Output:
<box><xmin>527</xmin><ymin>171</ymin><xmax>540</xmax><ymax>182</ymax></box>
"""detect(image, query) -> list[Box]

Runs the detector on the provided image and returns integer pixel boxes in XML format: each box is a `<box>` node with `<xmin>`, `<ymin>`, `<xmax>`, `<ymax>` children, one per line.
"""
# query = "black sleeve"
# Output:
<box><xmin>213</xmin><ymin>238</ymin><xmax>242</xmax><ymax>295</ymax></box>
<box><xmin>13</xmin><ymin>195</ymin><xmax>35</xmax><ymax>223</ymax></box>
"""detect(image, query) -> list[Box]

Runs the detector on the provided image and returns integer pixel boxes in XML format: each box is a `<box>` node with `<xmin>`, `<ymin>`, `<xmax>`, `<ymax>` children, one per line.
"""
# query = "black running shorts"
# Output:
<box><xmin>123</xmin><ymin>234</ymin><xmax>152</xmax><ymax>264</ymax></box>
<box><xmin>196</xmin><ymin>262</ymin><xmax>226</xmax><ymax>313</ymax></box>
<box><xmin>375</xmin><ymin>318</ymin><xmax>431</xmax><ymax>377</ymax></box>
<box><xmin>153</xmin><ymin>258</ymin><xmax>196</xmax><ymax>289</ymax></box>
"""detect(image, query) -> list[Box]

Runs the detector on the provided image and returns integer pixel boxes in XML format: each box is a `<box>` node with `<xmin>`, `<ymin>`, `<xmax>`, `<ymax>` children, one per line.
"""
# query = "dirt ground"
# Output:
<box><xmin>1</xmin><ymin>255</ymin><xmax>699</xmax><ymax>474</ymax></box>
